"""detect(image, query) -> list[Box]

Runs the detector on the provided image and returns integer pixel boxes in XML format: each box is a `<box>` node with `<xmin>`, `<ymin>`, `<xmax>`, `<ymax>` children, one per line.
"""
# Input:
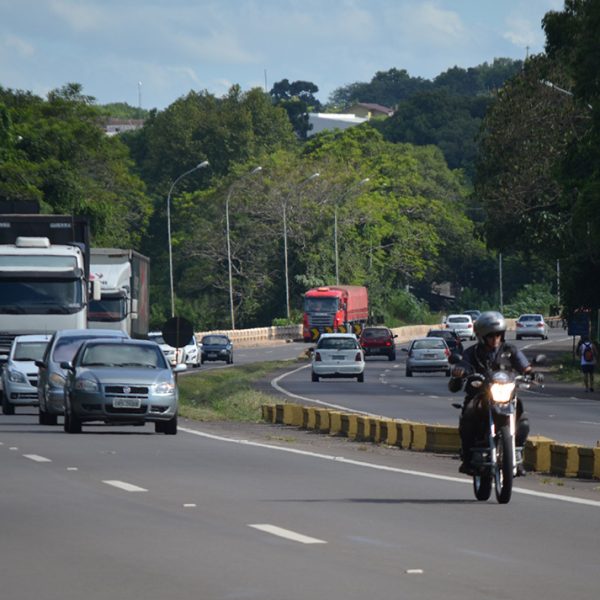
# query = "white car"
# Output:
<box><xmin>2</xmin><ymin>334</ymin><xmax>51</xmax><ymax>415</ymax></box>
<box><xmin>515</xmin><ymin>314</ymin><xmax>549</xmax><ymax>340</ymax></box>
<box><xmin>311</xmin><ymin>333</ymin><xmax>365</xmax><ymax>382</ymax></box>
<box><xmin>444</xmin><ymin>314</ymin><xmax>475</xmax><ymax>340</ymax></box>
<box><xmin>148</xmin><ymin>332</ymin><xmax>201</xmax><ymax>368</ymax></box>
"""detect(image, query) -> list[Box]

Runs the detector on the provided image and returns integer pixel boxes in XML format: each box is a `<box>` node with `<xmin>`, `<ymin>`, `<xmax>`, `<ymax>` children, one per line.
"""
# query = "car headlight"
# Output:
<box><xmin>74</xmin><ymin>378</ymin><xmax>99</xmax><ymax>392</ymax></box>
<box><xmin>155</xmin><ymin>381</ymin><xmax>175</xmax><ymax>395</ymax></box>
<box><xmin>8</xmin><ymin>369</ymin><xmax>28</xmax><ymax>384</ymax></box>
<box><xmin>49</xmin><ymin>372</ymin><xmax>66</xmax><ymax>387</ymax></box>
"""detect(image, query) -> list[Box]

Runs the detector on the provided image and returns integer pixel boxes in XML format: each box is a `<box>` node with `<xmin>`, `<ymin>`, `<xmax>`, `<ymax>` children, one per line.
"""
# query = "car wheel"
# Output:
<box><xmin>357</xmin><ymin>372</ymin><xmax>364</xmax><ymax>383</ymax></box>
<box><xmin>155</xmin><ymin>421</ymin><xmax>165</xmax><ymax>433</ymax></box>
<box><xmin>65</xmin><ymin>409</ymin><xmax>81</xmax><ymax>434</ymax></box>
<box><xmin>228</xmin><ymin>355</ymin><xmax>233</xmax><ymax>365</ymax></box>
<box><xmin>388</xmin><ymin>353</ymin><xmax>396</xmax><ymax>361</ymax></box>
<box><xmin>39</xmin><ymin>407</ymin><xmax>57</xmax><ymax>426</ymax></box>
<box><xmin>405</xmin><ymin>368</ymin><xmax>413</xmax><ymax>377</ymax></box>
<box><xmin>2</xmin><ymin>395</ymin><xmax>15</xmax><ymax>415</ymax></box>
<box><xmin>311</xmin><ymin>371</ymin><xmax>319</xmax><ymax>382</ymax></box>
<box><xmin>516</xmin><ymin>335</ymin><xmax>521</xmax><ymax>341</ymax></box>
<box><xmin>445</xmin><ymin>369</ymin><xmax>451</xmax><ymax>377</ymax></box>
<box><xmin>200</xmin><ymin>357</ymin><xmax>205</xmax><ymax>365</ymax></box>
<box><xmin>163</xmin><ymin>415</ymin><xmax>178</xmax><ymax>435</ymax></box>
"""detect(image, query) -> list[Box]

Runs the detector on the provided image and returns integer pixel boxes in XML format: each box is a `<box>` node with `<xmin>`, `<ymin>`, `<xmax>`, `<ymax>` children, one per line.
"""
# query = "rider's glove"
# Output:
<box><xmin>530</xmin><ymin>372</ymin><xmax>544</xmax><ymax>384</ymax></box>
<box><xmin>448</xmin><ymin>377</ymin><xmax>464</xmax><ymax>393</ymax></box>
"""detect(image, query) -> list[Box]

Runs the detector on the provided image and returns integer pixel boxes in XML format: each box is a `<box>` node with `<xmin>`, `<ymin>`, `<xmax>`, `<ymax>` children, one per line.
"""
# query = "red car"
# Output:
<box><xmin>359</xmin><ymin>327</ymin><xmax>397</xmax><ymax>361</ymax></box>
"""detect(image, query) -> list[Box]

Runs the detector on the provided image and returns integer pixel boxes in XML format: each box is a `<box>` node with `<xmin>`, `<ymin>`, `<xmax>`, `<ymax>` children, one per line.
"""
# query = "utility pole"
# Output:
<box><xmin>499</xmin><ymin>253</ymin><xmax>504</xmax><ymax>314</ymax></box>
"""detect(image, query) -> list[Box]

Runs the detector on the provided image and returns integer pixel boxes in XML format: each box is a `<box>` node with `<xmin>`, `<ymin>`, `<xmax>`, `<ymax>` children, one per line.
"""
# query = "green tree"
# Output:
<box><xmin>269</xmin><ymin>79</ymin><xmax>322</xmax><ymax>139</ymax></box>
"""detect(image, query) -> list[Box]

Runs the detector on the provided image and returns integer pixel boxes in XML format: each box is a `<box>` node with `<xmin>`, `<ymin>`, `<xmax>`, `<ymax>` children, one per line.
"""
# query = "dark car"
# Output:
<box><xmin>200</xmin><ymin>335</ymin><xmax>233</xmax><ymax>364</ymax></box>
<box><xmin>359</xmin><ymin>327</ymin><xmax>397</xmax><ymax>361</ymax></box>
<box><xmin>426</xmin><ymin>329</ymin><xmax>464</xmax><ymax>355</ymax></box>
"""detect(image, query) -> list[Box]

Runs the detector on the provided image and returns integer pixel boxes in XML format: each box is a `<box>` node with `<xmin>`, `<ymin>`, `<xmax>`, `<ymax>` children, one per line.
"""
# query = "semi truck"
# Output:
<box><xmin>302</xmin><ymin>285</ymin><xmax>369</xmax><ymax>342</ymax></box>
<box><xmin>0</xmin><ymin>213</ymin><xmax>100</xmax><ymax>364</ymax></box>
<box><xmin>88</xmin><ymin>248</ymin><xmax>150</xmax><ymax>338</ymax></box>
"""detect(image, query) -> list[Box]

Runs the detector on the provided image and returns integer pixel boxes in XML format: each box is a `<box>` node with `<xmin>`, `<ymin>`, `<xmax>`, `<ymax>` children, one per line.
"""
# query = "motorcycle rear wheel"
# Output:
<box><xmin>473</xmin><ymin>473</ymin><xmax>492</xmax><ymax>501</ymax></box>
<box><xmin>494</xmin><ymin>425</ymin><xmax>514</xmax><ymax>504</ymax></box>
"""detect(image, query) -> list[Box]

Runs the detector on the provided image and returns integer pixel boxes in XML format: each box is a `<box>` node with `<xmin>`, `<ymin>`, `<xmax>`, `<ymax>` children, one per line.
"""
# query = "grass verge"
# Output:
<box><xmin>177</xmin><ymin>360</ymin><xmax>298</xmax><ymax>422</ymax></box>
<box><xmin>551</xmin><ymin>352</ymin><xmax>583</xmax><ymax>383</ymax></box>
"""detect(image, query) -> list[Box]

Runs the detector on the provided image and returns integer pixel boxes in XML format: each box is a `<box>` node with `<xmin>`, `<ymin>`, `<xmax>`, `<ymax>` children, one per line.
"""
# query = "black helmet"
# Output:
<box><xmin>474</xmin><ymin>311</ymin><xmax>506</xmax><ymax>343</ymax></box>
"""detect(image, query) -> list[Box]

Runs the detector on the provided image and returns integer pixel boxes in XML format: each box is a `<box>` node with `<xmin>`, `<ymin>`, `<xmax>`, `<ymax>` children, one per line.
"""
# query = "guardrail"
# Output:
<box><xmin>261</xmin><ymin>403</ymin><xmax>600</xmax><ymax>480</ymax></box>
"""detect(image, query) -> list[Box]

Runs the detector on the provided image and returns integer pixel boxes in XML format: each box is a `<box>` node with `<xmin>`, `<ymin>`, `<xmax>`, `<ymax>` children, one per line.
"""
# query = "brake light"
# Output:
<box><xmin>536</xmin><ymin>323</ymin><xmax>544</xmax><ymax>328</ymax></box>
<box><xmin>516</xmin><ymin>322</ymin><xmax>523</xmax><ymax>328</ymax></box>
<box><xmin>444</xmin><ymin>348</ymin><xmax>450</xmax><ymax>357</ymax></box>
<box><xmin>355</xmin><ymin>352</ymin><xmax>362</xmax><ymax>362</ymax></box>
<box><xmin>385</xmin><ymin>340</ymin><xmax>391</xmax><ymax>347</ymax></box>
<box><xmin>468</xmin><ymin>323</ymin><xmax>472</xmax><ymax>328</ymax></box>
<box><xmin>315</xmin><ymin>352</ymin><xmax>322</xmax><ymax>362</ymax></box>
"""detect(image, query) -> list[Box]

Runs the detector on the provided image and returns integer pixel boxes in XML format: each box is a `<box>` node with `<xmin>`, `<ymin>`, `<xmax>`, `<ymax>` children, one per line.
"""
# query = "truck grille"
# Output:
<box><xmin>308</xmin><ymin>314</ymin><xmax>334</xmax><ymax>328</ymax></box>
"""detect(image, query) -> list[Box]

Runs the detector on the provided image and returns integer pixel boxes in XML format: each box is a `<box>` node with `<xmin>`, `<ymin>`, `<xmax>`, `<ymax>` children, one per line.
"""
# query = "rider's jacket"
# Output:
<box><xmin>449</xmin><ymin>342</ymin><xmax>530</xmax><ymax>397</ymax></box>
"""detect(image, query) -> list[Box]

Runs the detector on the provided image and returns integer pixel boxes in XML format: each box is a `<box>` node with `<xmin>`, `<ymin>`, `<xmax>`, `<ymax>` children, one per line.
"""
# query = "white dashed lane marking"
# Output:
<box><xmin>249</xmin><ymin>524</ymin><xmax>327</xmax><ymax>544</ymax></box>
<box><xmin>102</xmin><ymin>480</ymin><xmax>148</xmax><ymax>492</ymax></box>
<box><xmin>23</xmin><ymin>454</ymin><xmax>52</xmax><ymax>463</ymax></box>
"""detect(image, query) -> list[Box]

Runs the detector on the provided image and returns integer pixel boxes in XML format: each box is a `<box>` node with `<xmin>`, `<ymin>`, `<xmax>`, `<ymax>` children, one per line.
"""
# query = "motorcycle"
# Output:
<box><xmin>450</xmin><ymin>354</ymin><xmax>543</xmax><ymax>504</ymax></box>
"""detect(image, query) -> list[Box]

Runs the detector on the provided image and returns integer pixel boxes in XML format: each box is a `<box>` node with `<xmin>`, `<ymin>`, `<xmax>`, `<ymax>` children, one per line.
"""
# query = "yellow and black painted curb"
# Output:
<box><xmin>261</xmin><ymin>403</ymin><xmax>600</xmax><ymax>480</ymax></box>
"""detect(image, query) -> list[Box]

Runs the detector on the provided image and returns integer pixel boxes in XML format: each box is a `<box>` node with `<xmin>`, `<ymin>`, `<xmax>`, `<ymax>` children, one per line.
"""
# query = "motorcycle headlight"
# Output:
<box><xmin>49</xmin><ymin>372</ymin><xmax>66</xmax><ymax>387</ymax></box>
<box><xmin>155</xmin><ymin>381</ymin><xmax>175</xmax><ymax>395</ymax></box>
<box><xmin>489</xmin><ymin>382</ymin><xmax>515</xmax><ymax>404</ymax></box>
<box><xmin>74</xmin><ymin>378</ymin><xmax>99</xmax><ymax>392</ymax></box>
<box><xmin>8</xmin><ymin>369</ymin><xmax>28</xmax><ymax>384</ymax></box>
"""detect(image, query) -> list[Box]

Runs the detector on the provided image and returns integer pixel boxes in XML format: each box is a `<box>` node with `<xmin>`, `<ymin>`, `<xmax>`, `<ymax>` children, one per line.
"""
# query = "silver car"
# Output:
<box><xmin>515</xmin><ymin>314</ymin><xmax>549</xmax><ymax>340</ymax></box>
<box><xmin>62</xmin><ymin>338</ymin><xmax>185</xmax><ymax>434</ymax></box>
<box><xmin>1</xmin><ymin>334</ymin><xmax>51</xmax><ymax>415</ymax></box>
<box><xmin>403</xmin><ymin>337</ymin><xmax>450</xmax><ymax>377</ymax></box>
<box><xmin>36</xmin><ymin>328</ymin><xmax>129</xmax><ymax>425</ymax></box>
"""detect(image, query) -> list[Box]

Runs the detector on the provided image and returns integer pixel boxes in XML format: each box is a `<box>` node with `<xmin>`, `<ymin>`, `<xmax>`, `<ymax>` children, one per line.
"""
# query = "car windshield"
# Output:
<box><xmin>413</xmin><ymin>339</ymin><xmax>446</xmax><ymax>350</ymax></box>
<box><xmin>52</xmin><ymin>336</ymin><xmax>106</xmax><ymax>363</ymax></box>
<box><xmin>318</xmin><ymin>337</ymin><xmax>359</xmax><ymax>350</ymax></box>
<box><xmin>13</xmin><ymin>341</ymin><xmax>48</xmax><ymax>361</ymax></box>
<box><xmin>202</xmin><ymin>336</ymin><xmax>228</xmax><ymax>345</ymax></box>
<box><xmin>149</xmin><ymin>334</ymin><xmax>166</xmax><ymax>344</ymax></box>
<box><xmin>362</xmin><ymin>329</ymin><xmax>389</xmax><ymax>339</ymax></box>
<box><xmin>520</xmin><ymin>315</ymin><xmax>542</xmax><ymax>322</ymax></box>
<box><xmin>428</xmin><ymin>331</ymin><xmax>452</xmax><ymax>339</ymax></box>
<box><xmin>448</xmin><ymin>316</ymin><xmax>470</xmax><ymax>323</ymax></box>
<box><xmin>80</xmin><ymin>343</ymin><xmax>166</xmax><ymax>368</ymax></box>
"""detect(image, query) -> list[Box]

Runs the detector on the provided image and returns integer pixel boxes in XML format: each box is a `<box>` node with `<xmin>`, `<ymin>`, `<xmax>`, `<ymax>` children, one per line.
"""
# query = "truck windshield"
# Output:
<box><xmin>0</xmin><ymin>277</ymin><xmax>83</xmax><ymax>314</ymax></box>
<box><xmin>304</xmin><ymin>297</ymin><xmax>339</xmax><ymax>312</ymax></box>
<box><xmin>88</xmin><ymin>297</ymin><xmax>127</xmax><ymax>321</ymax></box>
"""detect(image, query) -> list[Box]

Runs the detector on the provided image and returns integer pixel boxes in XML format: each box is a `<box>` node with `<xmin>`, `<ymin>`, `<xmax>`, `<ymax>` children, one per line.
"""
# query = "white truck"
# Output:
<box><xmin>88</xmin><ymin>248</ymin><xmax>150</xmax><ymax>338</ymax></box>
<box><xmin>0</xmin><ymin>214</ymin><xmax>100</xmax><ymax>365</ymax></box>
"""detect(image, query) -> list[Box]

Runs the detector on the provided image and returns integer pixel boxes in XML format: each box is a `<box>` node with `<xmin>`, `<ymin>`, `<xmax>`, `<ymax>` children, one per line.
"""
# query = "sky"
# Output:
<box><xmin>0</xmin><ymin>0</ymin><xmax>564</xmax><ymax>110</ymax></box>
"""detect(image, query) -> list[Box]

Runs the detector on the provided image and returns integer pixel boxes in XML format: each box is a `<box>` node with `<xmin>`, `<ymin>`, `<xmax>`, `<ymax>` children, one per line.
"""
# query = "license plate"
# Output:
<box><xmin>208</xmin><ymin>352</ymin><xmax>218</xmax><ymax>358</ymax></box>
<box><xmin>332</xmin><ymin>354</ymin><xmax>346</xmax><ymax>360</ymax></box>
<box><xmin>113</xmin><ymin>398</ymin><xmax>141</xmax><ymax>409</ymax></box>
<box><xmin>424</xmin><ymin>353</ymin><xmax>437</xmax><ymax>359</ymax></box>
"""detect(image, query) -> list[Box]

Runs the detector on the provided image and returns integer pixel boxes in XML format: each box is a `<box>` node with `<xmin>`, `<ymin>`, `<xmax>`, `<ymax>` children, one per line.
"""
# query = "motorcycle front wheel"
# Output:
<box><xmin>494</xmin><ymin>425</ymin><xmax>514</xmax><ymax>504</ymax></box>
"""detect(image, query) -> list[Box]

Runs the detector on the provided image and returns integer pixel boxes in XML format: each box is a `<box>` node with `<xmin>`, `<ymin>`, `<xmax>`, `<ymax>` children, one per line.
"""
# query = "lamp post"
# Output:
<box><xmin>167</xmin><ymin>160</ymin><xmax>209</xmax><ymax>317</ymax></box>
<box><xmin>283</xmin><ymin>172</ymin><xmax>320</xmax><ymax>320</ymax></box>
<box><xmin>334</xmin><ymin>177</ymin><xmax>369</xmax><ymax>285</ymax></box>
<box><xmin>226</xmin><ymin>166</ymin><xmax>262</xmax><ymax>329</ymax></box>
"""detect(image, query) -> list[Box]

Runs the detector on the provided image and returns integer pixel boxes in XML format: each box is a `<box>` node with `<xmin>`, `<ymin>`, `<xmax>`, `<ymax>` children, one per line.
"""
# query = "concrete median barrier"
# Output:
<box><xmin>263</xmin><ymin>402</ymin><xmax>600</xmax><ymax>480</ymax></box>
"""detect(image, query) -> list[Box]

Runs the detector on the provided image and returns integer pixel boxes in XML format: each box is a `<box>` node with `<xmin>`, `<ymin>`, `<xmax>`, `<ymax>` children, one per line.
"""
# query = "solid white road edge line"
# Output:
<box><xmin>102</xmin><ymin>480</ymin><xmax>148</xmax><ymax>492</ymax></box>
<box><xmin>179</xmin><ymin>426</ymin><xmax>600</xmax><ymax>509</ymax></box>
<box><xmin>248</xmin><ymin>524</ymin><xmax>327</xmax><ymax>544</ymax></box>
<box><xmin>271</xmin><ymin>364</ymin><xmax>394</xmax><ymax>419</ymax></box>
<box><xmin>23</xmin><ymin>454</ymin><xmax>51</xmax><ymax>463</ymax></box>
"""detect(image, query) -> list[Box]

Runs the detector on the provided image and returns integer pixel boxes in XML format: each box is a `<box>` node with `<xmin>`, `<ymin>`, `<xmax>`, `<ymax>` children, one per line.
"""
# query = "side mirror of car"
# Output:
<box><xmin>60</xmin><ymin>361</ymin><xmax>74</xmax><ymax>371</ymax></box>
<box><xmin>35</xmin><ymin>360</ymin><xmax>46</xmax><ymax>369</ymax></box>
<box><xmin>401</xmin><ymin>348</ymin><xmax>409</xmax><ymax>353</ymax></box>
<box><xmin>393</xmin><ymin>334</ymin><xmax>398</xmax><ymax>338</ymax></box>
<box><xmin>173</xmin><ymin>363</ymin><xmax>187</xmax><ymax>373</ymax></box>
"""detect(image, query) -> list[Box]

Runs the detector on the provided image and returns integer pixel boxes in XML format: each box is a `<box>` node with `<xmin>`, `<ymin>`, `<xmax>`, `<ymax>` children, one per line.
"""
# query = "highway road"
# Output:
<box><xmin>1</xmin><ymin>329</ymin><xmax>599</xmax><ymax>599</ymax></box>
<box><xmin>1</xmin><ymin>407</ymin><xmax>599</xmax><ymax>599</ymax></box>
<box><xmin>271</xmin><ymin>329</ymin><xmax>600</xmax><ymax>447</ymax></box>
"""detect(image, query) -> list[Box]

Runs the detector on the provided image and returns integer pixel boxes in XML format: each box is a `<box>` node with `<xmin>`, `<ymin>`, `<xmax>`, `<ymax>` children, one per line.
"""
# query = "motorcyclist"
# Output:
<box><xmin>448</xmin><ymin>311</ymin><xmax>533</xmax><ymax>476</ymax></box>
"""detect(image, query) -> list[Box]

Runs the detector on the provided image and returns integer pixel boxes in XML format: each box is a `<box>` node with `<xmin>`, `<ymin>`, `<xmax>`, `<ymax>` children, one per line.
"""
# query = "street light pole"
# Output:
<box><xmin>226</xmin><ymin>166</ymin><xmax>262</xmax><ymax>329</ymax></box>
<box><xmin>283</xmin><ymin>172</ymin><xmax>320</xmax><ymax>320</ymax></box>
<box><xmin>334</xmin><ymin>177</ymin><xmax>369</xmax><ymax>285</ymax></box>
<box><xmin>167</xmin><ymin>160</ymin><xmax>209</xmax><ymax>317</ymax></box>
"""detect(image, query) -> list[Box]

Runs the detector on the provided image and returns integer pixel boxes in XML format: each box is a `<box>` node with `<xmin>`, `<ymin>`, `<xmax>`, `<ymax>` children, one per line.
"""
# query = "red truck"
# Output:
<box><xmin>302</xmin><ymin>285</ymin><xmax>369</xmax><ymax>342</ymax></box>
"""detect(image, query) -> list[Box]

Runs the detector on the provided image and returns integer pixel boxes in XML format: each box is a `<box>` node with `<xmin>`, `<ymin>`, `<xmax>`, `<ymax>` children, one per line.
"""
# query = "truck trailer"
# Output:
<box><xmin>88</xmin><ymin>248</ymin><xmax>150</xmax><ymax>338</ymax></box>
<box><xmin>0</xmin><ymin>214</ymin><xmax>100</xmax><ymax>364</ymax></box>
<box><xmin>302</xmin><ymin>285</ymin><xmax>369</xmax><ymax>342</ymax></box>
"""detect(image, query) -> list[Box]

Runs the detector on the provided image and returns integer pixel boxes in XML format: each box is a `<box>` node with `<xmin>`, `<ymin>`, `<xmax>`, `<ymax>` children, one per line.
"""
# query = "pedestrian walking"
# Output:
<box><xmin>576</xmin><ymin>336</ymin><xmax>598</xmax><ymax>392</ymax></box>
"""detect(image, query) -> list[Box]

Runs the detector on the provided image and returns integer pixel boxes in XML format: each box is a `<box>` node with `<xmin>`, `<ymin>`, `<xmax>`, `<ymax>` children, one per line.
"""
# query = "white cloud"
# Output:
<box><xmin>48</xmin><ymin>0</ymin><xmax>109</xmax><ymax>32</ymax></box>
<box><xmin>400</xmin><ymin>1</ymin><xmax>466</xmax><ymax>45</ymax></box>
<box><xmin>2</xmin><ymin>34</ymin><xmax>35</xmax><ymax>57</ymax></box>
<box><xmin>503</xmin><ymin>15</ymin><xmax>541</xmax><ymax>47</ymax></box>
